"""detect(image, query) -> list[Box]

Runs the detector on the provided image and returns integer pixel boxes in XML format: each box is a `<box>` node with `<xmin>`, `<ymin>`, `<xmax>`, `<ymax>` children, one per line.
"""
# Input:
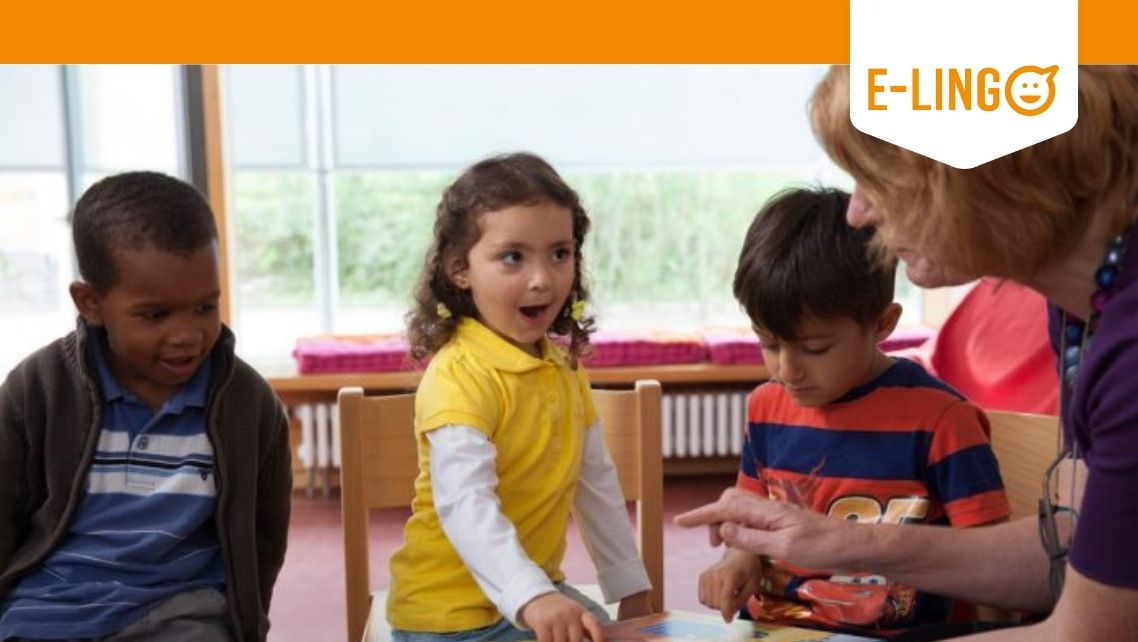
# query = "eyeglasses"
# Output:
<box><xmin>1038</xmin><ymin>444</ymin><xmax>1078</xmax><ymax>603</ymax></box>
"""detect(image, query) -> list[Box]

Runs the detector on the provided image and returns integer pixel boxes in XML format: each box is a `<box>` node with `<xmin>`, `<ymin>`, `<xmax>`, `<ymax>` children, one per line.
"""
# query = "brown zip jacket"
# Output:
<box><xmin>0</xmin><ymin>322</ymin><xmax>291</xmax><ymax>641</ymax></box>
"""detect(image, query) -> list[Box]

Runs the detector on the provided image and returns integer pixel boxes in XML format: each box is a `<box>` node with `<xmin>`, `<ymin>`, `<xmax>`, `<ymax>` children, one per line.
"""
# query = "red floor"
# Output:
<box><xmin>268</xmin><ymin>474</ymin><xmax>733</xmax><ymax>641</ymax></box>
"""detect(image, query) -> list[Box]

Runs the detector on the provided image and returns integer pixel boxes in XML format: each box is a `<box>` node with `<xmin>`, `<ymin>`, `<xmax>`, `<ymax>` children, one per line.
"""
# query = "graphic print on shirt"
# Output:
<box><xmin>736</xmin><ymin>359</ymin><xmax>1011</xmax><ymax>632</ymax></box>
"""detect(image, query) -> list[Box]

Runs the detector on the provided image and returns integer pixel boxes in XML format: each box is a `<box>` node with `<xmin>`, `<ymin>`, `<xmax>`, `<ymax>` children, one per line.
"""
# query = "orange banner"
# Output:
<box><xmin>2</xmin><ymin>0</ymin><xmax>1135</xmax><ymax>62</ymax></box>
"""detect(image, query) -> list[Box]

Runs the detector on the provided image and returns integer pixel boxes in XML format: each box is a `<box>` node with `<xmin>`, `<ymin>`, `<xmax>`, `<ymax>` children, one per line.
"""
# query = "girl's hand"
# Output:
<box><xmin>520</xmin><ymin>593</ymin><xmax>606</xmax><ymax>642</ymax></box>
<box><xmin>616</xmin><ymin>590</ymin><xmax>653</xmax><ymax>620</ymax></box>
<box><xmin>698</xmin><ymin>548</ymin><xmax>765</xmax><ymax>622</ymax></box>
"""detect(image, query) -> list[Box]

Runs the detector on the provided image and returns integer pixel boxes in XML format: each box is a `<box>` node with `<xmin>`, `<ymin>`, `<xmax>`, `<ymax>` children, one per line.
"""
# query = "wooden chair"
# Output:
<box><xmin>338</xmin><ymin>379</ymin><xmax>664</xmax><ymax>642</ymax></box>
<box><xmin>967</xmin><ymin>410</ymin><xmax>1060</xmax><ymax>624</ymax></box>
<box><xmin>985</xmin><ymin>410</ymin><xmax>1060</xmax><ymax>519</ymax></box>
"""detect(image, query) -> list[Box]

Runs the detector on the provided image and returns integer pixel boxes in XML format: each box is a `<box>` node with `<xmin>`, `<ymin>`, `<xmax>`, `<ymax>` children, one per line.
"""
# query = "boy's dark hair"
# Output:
<box><xmin>733</xmin><ymin>186</ymin><xmax>896</xmax><ymax>339</ymax></box>
<box><xmin>407</xmin><ymin>152</ymin><xmax>595</xmax><ymax>365</ymax></box>
<box><xmin>72</xmin><ymin>171</ymin><xmax>218</xmax><ymax>294</ymax></box>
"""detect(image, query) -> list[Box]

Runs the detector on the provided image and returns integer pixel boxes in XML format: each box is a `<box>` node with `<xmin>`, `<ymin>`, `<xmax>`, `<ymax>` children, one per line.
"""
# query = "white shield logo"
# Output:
<box><xmin>850</xmin><ymin>0</ymin><xmax>1078</xmax><ymax>169</ymax></box>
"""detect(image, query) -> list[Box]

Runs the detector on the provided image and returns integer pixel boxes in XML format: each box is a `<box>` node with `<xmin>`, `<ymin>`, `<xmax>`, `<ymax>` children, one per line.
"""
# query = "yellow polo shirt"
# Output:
<box><xmin>387</xmin><ymin>318</ymin><xmax>598</xmax><ymax>631</ymax></box>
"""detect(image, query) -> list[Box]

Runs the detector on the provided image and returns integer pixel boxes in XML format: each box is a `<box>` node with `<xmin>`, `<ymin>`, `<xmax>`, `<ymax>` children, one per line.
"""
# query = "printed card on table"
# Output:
<box><xmin>603</xmin><ymin>611</ymin><xmax>882</xmax><ymax>642</ymax></box>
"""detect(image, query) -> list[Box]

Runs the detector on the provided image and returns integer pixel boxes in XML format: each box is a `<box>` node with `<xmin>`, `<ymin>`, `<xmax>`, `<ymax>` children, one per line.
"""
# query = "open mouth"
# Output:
<box><xmin>1020</xmin><ymin>94</ymin><xmax>1041</xmax><ymax>104</ymax></box>
<box><xmin>159</xmin><ymin>354</ymin><xmax>199</xmax><ymax>376</ymax></box>
<box><xmin>519</xmin><ymin>305</ymin><xmax>548</xmax><ymax>320</ymax></box>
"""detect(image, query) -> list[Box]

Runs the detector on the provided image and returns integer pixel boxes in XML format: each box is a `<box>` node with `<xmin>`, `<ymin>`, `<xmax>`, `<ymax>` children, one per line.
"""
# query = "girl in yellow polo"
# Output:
<box><xmin>388</xmin><ymin>153</ymin><xmax>654</xmax><ymax>642</ymax></box>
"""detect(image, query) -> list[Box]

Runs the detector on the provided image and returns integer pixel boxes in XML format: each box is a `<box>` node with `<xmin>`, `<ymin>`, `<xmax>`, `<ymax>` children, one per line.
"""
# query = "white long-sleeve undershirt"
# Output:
<box><xmin>427</xmin><ymin>420</ymin><xmax>651</xmax><ymax>628</ymax></box>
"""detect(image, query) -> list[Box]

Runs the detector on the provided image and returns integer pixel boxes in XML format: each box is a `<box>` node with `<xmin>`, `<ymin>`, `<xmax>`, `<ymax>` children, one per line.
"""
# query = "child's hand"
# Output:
<box><xmin>520</xmin><ymin>592</ymin><xmax>606</xmax><ymax>642</ymax></box>
<box><xmin>698</xmin><ymin>548</ymin><xmax>766</xmax><ymax>622</ymax></box>
<box><xmin>616</xmin><ymin>590</ymin><xmax>653</xmax><ymax>620</ymax></box>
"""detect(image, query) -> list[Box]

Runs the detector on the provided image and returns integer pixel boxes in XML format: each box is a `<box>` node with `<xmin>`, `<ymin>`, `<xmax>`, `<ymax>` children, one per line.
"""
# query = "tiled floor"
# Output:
<box><xmin>268</xmin><ymin>474</ymin><xmax>734</xmax><ymax>641</ymax></box>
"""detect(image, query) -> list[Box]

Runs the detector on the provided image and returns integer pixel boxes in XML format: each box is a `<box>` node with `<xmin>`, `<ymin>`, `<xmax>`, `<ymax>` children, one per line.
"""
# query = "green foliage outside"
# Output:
<box><xmin>335</xmin><ymin>172</ymin><xmax>451</xmax><ymax>305</ymax></box>
<box><xmin>229</xmin><ymin>173</ymin><xmax>316</xmax><ymax>306</ymax></box>
<box><xmin>572</xmin><ymin>171</ymin><xmax>803</xmax><ymax>305</ymax></box>
<box><xmin>231</xmin><ymin>169</ymin><xmax>822</xmax><ymax>310</ymax></box>
<box><xmin>230</xmin><ymin>170</ymin><xmax>911</xmax><ymax>322</ymax></box>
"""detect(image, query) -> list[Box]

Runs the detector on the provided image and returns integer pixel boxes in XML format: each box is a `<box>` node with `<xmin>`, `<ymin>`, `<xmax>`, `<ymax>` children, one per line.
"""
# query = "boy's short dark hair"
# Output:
<box><xmin>72</xmin><ymin>171</ymin><xmax>218</xmax><ymax>293</ymax></box>
<box><xmin>733</xmin><ymin>186</ymin><xmax>896</xmax><ymax>339</ymax></box>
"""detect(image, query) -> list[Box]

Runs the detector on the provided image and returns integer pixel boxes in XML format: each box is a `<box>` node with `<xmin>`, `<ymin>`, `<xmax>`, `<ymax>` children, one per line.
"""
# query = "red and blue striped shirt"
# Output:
<box><xmin>738</xmin><ymin>358</ymin><xmax>1011</xmax><ymax>634</ymax></box>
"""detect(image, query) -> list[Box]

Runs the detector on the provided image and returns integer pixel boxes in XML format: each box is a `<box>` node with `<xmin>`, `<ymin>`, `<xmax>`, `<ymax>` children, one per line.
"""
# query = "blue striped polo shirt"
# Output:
<box><xmin>0</xmin><ymin>336</ymin><xmax>226</xmax><ymax>640</ymax></box>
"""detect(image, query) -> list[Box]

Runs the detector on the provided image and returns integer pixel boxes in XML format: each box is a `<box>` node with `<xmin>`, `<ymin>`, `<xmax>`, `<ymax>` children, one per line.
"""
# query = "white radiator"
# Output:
<box><xmin>661</xmin><ymin>390</ymin><xmax>749</xmax><ymax>458</ymax></box>
<box><xmin>294</xmin><ymin>402</ymin><xmax>339</xmax><ymax>497</ymax></box>
<box><xmin>291</xmin><ymin>388</ymin><xmax>750</xmax><ymax>495</ymax></box>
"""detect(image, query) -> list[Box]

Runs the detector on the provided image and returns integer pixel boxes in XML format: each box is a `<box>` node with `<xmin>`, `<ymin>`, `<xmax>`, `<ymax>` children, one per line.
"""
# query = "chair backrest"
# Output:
<box><xmin>985</xmin><ymin>410</ymin><xmax>1060</xmax><ymax>520</ymax></box>
<box><xmin>338</xmin><ymin>379</ymin><xmax>664</xmax><ymax>642</ymax></box>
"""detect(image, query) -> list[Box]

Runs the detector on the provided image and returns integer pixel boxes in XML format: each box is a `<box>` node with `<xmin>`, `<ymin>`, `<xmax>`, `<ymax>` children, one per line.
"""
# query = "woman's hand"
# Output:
<box><xmin>520</xmin><ymin>592</ymin><xmax>606</xmax><ymax>642</ymax></box>
<box><xmin>616</xmin><ymin>590</ymin><xmax>653</xmax><ymax>620</ymax></box>
<box><xmin>698</xmin><ymin>548</ymin><xmax>766</xmax><ymax>622</ymax></box>
<box><xmin>675</xmin><ymin>488</ymin><xmax>857</xmax><ymax>572</ymax></box>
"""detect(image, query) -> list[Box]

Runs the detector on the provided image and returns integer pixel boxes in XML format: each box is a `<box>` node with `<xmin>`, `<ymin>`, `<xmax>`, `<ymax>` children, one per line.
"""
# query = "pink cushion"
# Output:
<box><xmin>582</xmin><ymin>330</ymin><xmax>708</xmax><ymax>368</ymax></box>
<box><xmin>702</xmin><ymin>326</ymin><xmax>935</xmax><ymax>366</ymax></box>
<box><xmin>702</xmin><ymin>328</ymin><xmax>764</xmax><ymax>365</ymax></box>
<box><xmin>292</xmin><ymin>334</ymin><xmax>414</xmax><ymax>374</ymax></box>
<box><xmin>289</xmin><ymin>327</ymin><xmax>934</xmax><ymax>374</ymax></box>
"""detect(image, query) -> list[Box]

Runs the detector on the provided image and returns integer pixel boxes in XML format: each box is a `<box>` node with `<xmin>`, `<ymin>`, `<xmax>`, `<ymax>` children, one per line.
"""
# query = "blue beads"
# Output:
<box><xmin>1064</xmin><ymin>345</ymin><xmax>1082</xmax><ymax>367</ymax></box>
<box><xmin>1064</xmin><ymin>364</ymin><xmax>1079</xmax><ymax>387</ymax></box>
<box><xmin>1061</xmin><ymin>221</ymin><xmax>1131</xmax><ymax>393</ymax></box>
<box><xmin>1065</xmin><ymin>322</ymin><xmax>1084</xmax><ymax>345</ymax></box>
<box><xmin>1095</xmin><ymin>265</ymin><xmax>1118</xmax><ymax>290</ymax></box>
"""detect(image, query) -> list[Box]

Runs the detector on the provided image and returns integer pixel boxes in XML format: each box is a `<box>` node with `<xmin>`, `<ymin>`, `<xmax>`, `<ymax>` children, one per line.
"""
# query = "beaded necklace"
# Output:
<box><xmin>1040</xmin><ymin>220</ymin><xmax>1132</xmax><ymax>602</ymax></box>
<box><xmin>1059</xmin><ymin>225</ymin><xmax>1133</xmax><ymax>392</ymax></box>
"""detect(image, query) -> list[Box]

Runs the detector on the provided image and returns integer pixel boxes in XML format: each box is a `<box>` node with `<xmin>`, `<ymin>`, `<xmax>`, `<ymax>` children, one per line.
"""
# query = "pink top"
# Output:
<box><xmin>901</xmin><ymin>279</ymin><xmax>1059</xmax><ymax>414</ymax></box>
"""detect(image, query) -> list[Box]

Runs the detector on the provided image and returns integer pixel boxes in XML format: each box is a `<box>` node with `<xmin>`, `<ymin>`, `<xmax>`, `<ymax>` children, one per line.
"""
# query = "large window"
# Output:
<box><xmin>224</xmin><ymin>65</ymin><xmax>921</xmax><ymax>373</ymax></box>
<box><xmin>0</xmin><ymin>65</ymin><xmax>184</xmax><ymax>377</ymax></box>
<box><xmin>1</xmin><ymin>65</ymin><xmax>924</xmax><ymax>379</ymax></box>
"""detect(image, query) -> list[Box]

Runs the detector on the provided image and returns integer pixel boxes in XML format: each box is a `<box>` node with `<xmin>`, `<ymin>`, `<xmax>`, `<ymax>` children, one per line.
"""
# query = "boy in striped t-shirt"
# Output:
<box><xmin>697</xmin><ymin>187</ymin><xmax>1010</xmax><ymax>637</ymax></box>
<box><xmin>0</xmin><ymin>172</ymin><xmax>291</xmax><ymax>642</ymax></box>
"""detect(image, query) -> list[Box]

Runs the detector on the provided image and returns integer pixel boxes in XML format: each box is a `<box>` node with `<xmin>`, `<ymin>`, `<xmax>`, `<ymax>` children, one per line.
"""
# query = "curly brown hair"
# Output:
<box><xmin>407</xmin><ymin>152</ymin><xmax>595</xmax><ymax>366</ymax></box>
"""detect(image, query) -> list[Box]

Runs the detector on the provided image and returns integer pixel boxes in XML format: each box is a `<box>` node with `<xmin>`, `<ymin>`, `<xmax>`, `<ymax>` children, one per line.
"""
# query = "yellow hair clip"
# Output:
<box><xmin>570</xmin><ymin>299</ymin><xmax>586</xmax><ymax>322</ymax></box>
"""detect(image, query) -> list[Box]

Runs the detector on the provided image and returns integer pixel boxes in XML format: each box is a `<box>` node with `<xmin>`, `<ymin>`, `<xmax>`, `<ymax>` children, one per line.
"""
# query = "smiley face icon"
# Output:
<box><xmin>1005</xmin><ymin>65</ymin><xmax>1058</xmax><ymax>116</ymax></box>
